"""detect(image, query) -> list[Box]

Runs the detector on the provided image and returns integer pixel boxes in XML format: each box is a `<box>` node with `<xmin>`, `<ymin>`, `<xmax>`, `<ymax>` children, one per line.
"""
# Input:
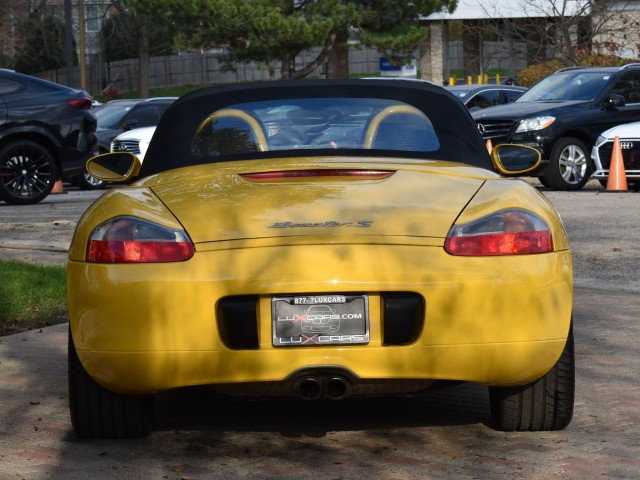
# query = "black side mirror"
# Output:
<box><xmin>605</xmin><ymin>93</ymin><xmax>626</xmax><ymax>110</ymax></box>
<box><xmin>124</xmin><ymin>119</ymin><xmax>140</xmax><ymax>131</ymax></box>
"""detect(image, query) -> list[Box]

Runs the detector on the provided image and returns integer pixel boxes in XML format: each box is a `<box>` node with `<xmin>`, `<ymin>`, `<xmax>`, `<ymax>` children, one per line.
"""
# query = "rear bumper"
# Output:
<box><xmin>68</xmin><ymin>244</ymin><xmax>572</xmax><ymax>395</ymax></box>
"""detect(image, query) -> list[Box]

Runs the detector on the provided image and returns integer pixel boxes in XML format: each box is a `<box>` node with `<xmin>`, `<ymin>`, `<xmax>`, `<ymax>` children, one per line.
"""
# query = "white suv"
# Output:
<box><xmin>110</xmin><ymin>126</ymin><xmax>156</xmax><ymax>163</ymax></box>
<box><xmin>591</xmin><ymin>121</ymin><xmax>640</xmax><ymax>189</ymax></box>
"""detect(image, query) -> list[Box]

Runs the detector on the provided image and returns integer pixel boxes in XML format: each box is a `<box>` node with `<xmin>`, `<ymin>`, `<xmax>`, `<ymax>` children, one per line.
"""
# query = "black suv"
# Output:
<box><xmin>473</xmin><ymin>64</ymin><xmax>640</xmax><ymax>190</ymax></box>
<box><xmin>0</xmin><ymin>69</ymin><xmax>97</xmax><ymax>204</ymax></box>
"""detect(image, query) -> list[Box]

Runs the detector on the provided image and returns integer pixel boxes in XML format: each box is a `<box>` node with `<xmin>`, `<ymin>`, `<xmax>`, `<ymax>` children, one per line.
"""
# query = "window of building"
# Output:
<box><xmin>85</xmin><ymin>6</ymin><xmax>99</xmax><ymax>33</ymax></box>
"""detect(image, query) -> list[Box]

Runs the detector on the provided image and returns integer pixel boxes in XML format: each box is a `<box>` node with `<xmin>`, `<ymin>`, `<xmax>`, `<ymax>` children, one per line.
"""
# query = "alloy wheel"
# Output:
<box><xmin>558</xmin><ymin>144</ymin><xmax>588</xmax><ymax>185</ymax></box>
<box><xmin>0</xmin><ymin>141</ymin><xmax>56</xmax><ymax>205</ymax></box>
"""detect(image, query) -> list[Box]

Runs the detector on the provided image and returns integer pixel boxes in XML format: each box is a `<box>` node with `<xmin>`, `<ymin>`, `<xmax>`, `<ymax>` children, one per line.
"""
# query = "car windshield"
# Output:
<box><xmin>191</xmin><ymin>98</ymin><xmax>440</xmax><ymax>156</ymax></box>
<box><xmin>517</xmin><ymin>71</ymin><xmax>610</xmax><ymax>102</ymax></box>
<box><xmin>94</xmin><ymin>103</ymin><xmax>137</xmax><ymax>129</ymax></box>
<box><xmin>446</xmin><ymin>87</ymin><xmax>474</xmax><ymax>98</ymax></box>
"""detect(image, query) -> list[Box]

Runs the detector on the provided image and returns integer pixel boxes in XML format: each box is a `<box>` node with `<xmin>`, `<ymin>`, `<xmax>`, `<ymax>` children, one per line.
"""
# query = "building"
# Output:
<box><xmin>420</xmin><ymin>0</ymin><xmax>640</xmax><ymax>84</ymax></box>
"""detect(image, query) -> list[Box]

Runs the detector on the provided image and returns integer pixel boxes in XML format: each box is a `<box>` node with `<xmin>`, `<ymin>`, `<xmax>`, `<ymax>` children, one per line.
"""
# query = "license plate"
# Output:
<box><xmin>272</xmin><ymin>294</ymin><xmax>369</xmax><ymax>347</ymax></box>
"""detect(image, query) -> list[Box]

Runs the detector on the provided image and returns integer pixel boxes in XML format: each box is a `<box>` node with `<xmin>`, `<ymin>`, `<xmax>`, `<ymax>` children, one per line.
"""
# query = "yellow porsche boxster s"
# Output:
<box><xmin>67</xmin><ymin>79</ymin><xmax>573</xmax><ymax>438</ymax></box>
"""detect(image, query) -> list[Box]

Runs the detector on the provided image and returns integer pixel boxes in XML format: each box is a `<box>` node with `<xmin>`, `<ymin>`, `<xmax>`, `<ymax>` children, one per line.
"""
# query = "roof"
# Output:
<box><xmin>445</xmin><ymin>84</ymin><xmax>527</xmax><ymax>91</ymax></box>
<box><xmin>141</xmin><ymin>79</ymin><xmax>492</xmax><ymax>178</ymax></box>
<box><xmin>425</xmin><ymin>0</ymin><xmax>590</xmax><ymax>21</ymax></box>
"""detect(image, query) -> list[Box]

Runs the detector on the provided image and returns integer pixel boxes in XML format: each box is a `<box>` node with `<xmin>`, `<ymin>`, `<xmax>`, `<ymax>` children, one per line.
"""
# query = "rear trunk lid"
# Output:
<box><xmin>148</xmin><ymin>159</ymin><xmax>489</xmax><ymax>244</ymax></box>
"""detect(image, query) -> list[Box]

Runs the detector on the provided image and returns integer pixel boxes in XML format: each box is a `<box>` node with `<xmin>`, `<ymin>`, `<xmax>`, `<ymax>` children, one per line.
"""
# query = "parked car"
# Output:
<box><xmin>445</xmin><ymin>84</ymin><xmax>527</xmax><ymax>111</ymax></box>
<box><xmin>69</xmin><ymin>79</ymin><xmax>574</xmax><ymax>438</ymax></box>
<box><xmin>591</xmin><ymin>121</ymin><xmax>640</xmax><ymax>189</ymax></box>
<box><xmin>0</xmin><ymin>68</ymin><xmax>96</xmax><ymax>204</ymax></box>
<box><xmin>94</xmin><ymin>97</ymin><xmax>176</xmax><ymax>152</ymax></box>
<box><xmin>473</xmin><ymin>64</ymin><xmax>640</xmax><ymax>190</ymax></box>
<box><xmin>110</xmin><ymin>126</ymin><xmax>156</xmax><ymax>163</ymax></box>
<box><xmin>77</xmin><ymin>97</ymin><xmax>176</xmax><ymax>189</ymax></box>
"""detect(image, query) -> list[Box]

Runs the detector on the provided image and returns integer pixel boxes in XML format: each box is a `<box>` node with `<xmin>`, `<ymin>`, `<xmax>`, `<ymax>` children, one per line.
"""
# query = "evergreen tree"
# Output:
<box><xmin>128</xmin><ymin>0</ymin><xmax>456</xmax><ymax>80</ymax></box>
<box><xmin>14</xmin><ymin>11</ymin><xmax>68</xmax><ymax>74</ymax></box>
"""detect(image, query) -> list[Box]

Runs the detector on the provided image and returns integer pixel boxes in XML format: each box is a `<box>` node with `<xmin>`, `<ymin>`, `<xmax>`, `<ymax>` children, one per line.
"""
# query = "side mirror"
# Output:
<box><xmin>124</xmin><ymin>119</ymin><xmax>139</xmax><ymax>131</ymax></box>
<box><xmin>605</xmin><ymin>93</ymin><xmax>626</xmax><ymax>110</ymax></box>
<box><xmin>86</xmin><ymin>152</ymin><xmax>141</xmax><ymax>182</ymax></box>
<box><xmin>491</xmin><ymin>144</ymin><xmax>541</xmax><ymax>176</ymax></box>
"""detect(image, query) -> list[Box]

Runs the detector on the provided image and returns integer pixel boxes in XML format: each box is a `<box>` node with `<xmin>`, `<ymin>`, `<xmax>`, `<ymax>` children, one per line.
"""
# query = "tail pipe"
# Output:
<box><xmin>294</xmin><ymin>375</ymin><xmax>350</xmax><ymax>400</ymax></box>
<box><xmin>325</xmin><ymin>376</ymin><xmax>349</xmax><ymax>400</ymax></box>
<box><xmin>295</xmin><ymin>376</ymin><xmax>322</xmax><ymax>400</ymax></box>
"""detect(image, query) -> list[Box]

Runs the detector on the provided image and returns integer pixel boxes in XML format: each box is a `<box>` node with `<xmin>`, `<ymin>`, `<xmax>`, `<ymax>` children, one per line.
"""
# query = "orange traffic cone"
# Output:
<box><xmin>606</xmin><ymin>136</ymin><xmax>628</xmax><ymax>192</ymax></box>
<box><xmin>485</xmin><ymin>138</ymin><xmax>493</xmax><ymax>154</ymax></box>
<box><xmin>51</xmin><ymin>180</ymin><xmax>65</xmax><ymax>194</ymax></box>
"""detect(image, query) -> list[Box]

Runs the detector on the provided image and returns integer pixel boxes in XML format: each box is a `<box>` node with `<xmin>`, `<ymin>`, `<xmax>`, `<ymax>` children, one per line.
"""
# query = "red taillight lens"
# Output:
<box><xmin>242</xmin><ymin>169</ymin><xmax>393</xmax><ymax>182</ymax></box>
<box><xmin>445</xmin><ymin>209</ymin><xmax>553</xmax><ymax>256</ymax></box>
<box><xmin>68</xmin><ymin>97</ymin><xmax>93</xmax><ymax>110</ymax></box>
<box><xmin>86</xmin><ymin>216</ymin><xmax>194</xmax><ymax>263</ymax></box>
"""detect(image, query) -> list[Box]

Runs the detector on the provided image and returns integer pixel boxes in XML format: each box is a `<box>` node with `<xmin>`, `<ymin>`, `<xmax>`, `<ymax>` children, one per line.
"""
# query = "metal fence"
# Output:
<box><xmin>37</xmin><ymin>42</ymin><xmax>527</xmax><ymax>96</ymax></box>
<box><xmin>38</xmin><ymin>47</ymin><xmax>384</xmax><ymax>97</ymax></box>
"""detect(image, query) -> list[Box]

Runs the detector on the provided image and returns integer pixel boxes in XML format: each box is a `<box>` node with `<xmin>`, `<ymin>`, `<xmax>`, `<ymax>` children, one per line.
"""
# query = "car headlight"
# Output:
<box><xmin>86</xmin><ymin>216</ymin><xmax>194</xmax><ymax>263</ymax></box>
<box><xmin>445</xmin><ymin>209</ymin><xmax>553</xmax><ymax>256</ymax></box>
<box><xmin>515</xmin><ymin>116</ymin><xmax>556</xmax><ymax>133</ymax></box>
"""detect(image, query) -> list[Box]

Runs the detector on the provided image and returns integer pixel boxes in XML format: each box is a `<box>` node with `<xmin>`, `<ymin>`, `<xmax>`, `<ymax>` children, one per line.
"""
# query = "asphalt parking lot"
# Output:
<box><xmin>1</xmin><ymin>182</ymin><xmax>639</xmax><ymax>479</ymax></box>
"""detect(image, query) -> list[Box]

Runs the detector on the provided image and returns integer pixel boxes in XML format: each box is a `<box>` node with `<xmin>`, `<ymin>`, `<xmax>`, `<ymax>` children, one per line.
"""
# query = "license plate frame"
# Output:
<box><xmin>272</xmin><ymin>294</ymin><xmax>369</xmax><ymax>347</ymax></box>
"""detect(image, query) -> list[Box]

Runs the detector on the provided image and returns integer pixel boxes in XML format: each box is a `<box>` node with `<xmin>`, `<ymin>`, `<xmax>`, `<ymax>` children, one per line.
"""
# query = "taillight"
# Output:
<box><xmin>445</xmin><ymin>209</ymin><xmax>553</xmax><ymax>256</ymax></box>
<box><xmin>68</xmin><ymin>97</ymin><xmax>93</xmax><ymax>110</ymax></box>
<box><xmin>86</xmin><ymin>216</ymin><xmax>194</xmax><ymax>263</ymax></box>
<box><xmin>242</xmin><ymin>169</ymin><xmax>393</xmax><ymax>182</ymax></box>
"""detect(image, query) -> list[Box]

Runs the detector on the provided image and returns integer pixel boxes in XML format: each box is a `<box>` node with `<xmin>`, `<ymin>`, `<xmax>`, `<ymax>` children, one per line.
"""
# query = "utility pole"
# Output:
<box><xmin>64</xmin><ymin>0</ymin><xmax>75</xmax><ymax>87</ymax></box>
<box><xmin>78</xmin><ymin>0</ymin><xmax>87</xmax><ymax>89</ymax></box>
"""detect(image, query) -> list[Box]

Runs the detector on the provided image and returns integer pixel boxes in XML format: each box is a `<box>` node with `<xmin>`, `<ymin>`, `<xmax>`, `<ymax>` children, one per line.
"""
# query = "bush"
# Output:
<box><xmin>517</xmin><ymin>53</ymin><xmax>637</xmax><ymax>88</ymax></box>
<box><xmin>517</xmin><ymin>60</ymin><xmax>566</xmax><ymax>87</ymax></box>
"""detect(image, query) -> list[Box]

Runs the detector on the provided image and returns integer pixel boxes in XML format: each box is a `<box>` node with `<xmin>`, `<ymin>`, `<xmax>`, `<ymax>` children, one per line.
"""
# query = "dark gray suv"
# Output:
<box><xmin>0</xmin><ymin>69</ymin><xmax>96</xmax><ymax>204</ymax></box>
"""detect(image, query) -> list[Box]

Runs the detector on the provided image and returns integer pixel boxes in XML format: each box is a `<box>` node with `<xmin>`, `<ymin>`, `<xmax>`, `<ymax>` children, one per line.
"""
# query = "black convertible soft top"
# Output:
<box><xmin>140</xmin><ymin>79</ymin><xmax>491</xmax><ymax>178</ymax></box>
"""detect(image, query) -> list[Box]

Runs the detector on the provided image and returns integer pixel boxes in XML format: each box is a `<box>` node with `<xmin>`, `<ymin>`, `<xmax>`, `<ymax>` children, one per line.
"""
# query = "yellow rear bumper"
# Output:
<box><xmin>68</xmin><ymin>243</ymin><xmax>572</xmax><ymax>394</ymax></box>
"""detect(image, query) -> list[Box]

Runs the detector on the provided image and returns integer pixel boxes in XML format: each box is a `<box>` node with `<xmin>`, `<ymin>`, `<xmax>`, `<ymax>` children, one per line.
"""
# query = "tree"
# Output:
<box><xmin>106</xmin><ymin>1</ymin><xmax>175</xmax><ymax>97</ymax></box>
<box><xmin>328</xmin><ymin>1</ymin><xmax>458</xmax><ymax>78</ymax></box>
<box><xmin>11</xmin><ymin>2</ymin><xmax>69</xmax><ymax>74</ymax></box>
<box><xmin>0</xmin><ymin>1</ymin><xmax>21</xmax><ymax>67</ymax></box>
<box><xmin>139</xmin><ymin>0</ymin><xmax>456</xmax><ymax>80</ymax></box>
<box><xmin>360</xmin><ymin>1</ymin><xmax>457</xmax><ymax>61</ymax></box>
<box><xmin>159</xmin><ymin>0</ymin><xmax>360</xmax><ymax>80</ymax></box>
<box><xmin>102</xmin><ymin>5</ymin><xmax>174</xmax><ymax>63</ymax></box>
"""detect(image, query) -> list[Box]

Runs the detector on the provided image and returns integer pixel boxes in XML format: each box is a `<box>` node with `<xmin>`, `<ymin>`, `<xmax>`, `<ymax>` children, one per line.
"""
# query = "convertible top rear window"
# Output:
<box><xmin>191</xmin><ymin>98</ymin><xmax>440</xmax><ymax>156</ymax></box>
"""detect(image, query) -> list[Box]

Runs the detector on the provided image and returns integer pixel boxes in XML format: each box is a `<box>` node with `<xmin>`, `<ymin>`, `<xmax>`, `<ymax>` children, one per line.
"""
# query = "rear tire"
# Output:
<box><xmin>68</xmin><ymin>330</ymin><xmax>154</xmax><ymax>438</ymax></box>
<box><xmin>489</xmin><ymin>324</ymin><xmax>574</xmax><ymax>431</ymax></box>
<box><xmin>0</xmin><ymin>140</ymin><xmax>56</xmax><ymax>204</ymax></box>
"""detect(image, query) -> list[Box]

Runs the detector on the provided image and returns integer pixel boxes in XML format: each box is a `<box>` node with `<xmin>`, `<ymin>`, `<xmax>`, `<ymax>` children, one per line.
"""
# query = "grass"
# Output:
<box><xmin>0</xmin><ymin>260</ymin><xmax>68</xmax><ymax>336</ymax></box>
